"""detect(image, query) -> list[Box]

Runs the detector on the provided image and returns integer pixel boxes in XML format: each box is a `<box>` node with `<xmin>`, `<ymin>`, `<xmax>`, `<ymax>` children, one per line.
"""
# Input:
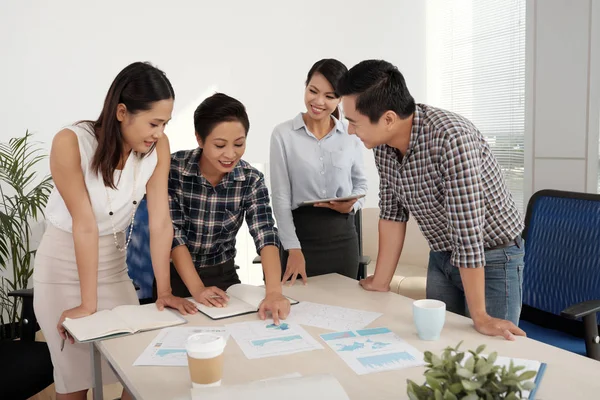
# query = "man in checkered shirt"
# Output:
<box><xmin>339</xmin><ymin>60</ymin><xmax>526</xmax><ymax>340</ymax></box>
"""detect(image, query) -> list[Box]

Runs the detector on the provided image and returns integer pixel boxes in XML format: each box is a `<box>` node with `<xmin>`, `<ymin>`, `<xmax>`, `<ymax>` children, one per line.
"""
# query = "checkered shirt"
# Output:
<box><xmin>169</xmin><ymin>148</ymin><xmax>279</xmax><ymax>269</ymax></box>
<box><xmin>375</xmin><ymin>104</ymin><xmax>523</xmax><ymax>268</ymax></box>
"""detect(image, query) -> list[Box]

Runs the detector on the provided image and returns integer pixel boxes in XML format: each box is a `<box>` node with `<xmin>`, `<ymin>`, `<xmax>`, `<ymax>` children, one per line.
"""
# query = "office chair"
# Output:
<box><xmin>0</xmin><ymin>288</ymin><xmax>54</xmax><ymax>400</ymax></box>
<box><xmin>255</xmin><ymin>209</ymin><xmax>371</xmax><ymax>281</ymax></box>
<box><xmin>518</xmin><ymin>189</ymin><xmax>600</xmax><ymax>360</ymax></box>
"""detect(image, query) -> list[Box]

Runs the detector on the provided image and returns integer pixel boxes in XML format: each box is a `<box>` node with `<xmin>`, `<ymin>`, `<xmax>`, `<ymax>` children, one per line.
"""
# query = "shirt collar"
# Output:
<box><xmin>292</xmin><ymin>112</ymin><xmax>344</xmax><ymax>136</ymax></box>
<box><xmin>382</xmin><ymin>104</ymin><xmax>424</xmax><ymax>161</ymax></box>
<box><xmin>182</xmin><ymin>147</ymin><xmax>246</xmax><ymax>185</ymax></box>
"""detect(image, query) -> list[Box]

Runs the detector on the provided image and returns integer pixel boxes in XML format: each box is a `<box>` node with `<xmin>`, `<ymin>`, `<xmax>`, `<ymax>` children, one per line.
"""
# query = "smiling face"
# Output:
<box><xmin>342</xmin><ymin>95</ymin><xmax>393</xmax><ymax>149</ymax></box>
<box><xmin>197</xmin><ymin>121</ymin><xmax>247</xmax><ymax>177</ymax></box>
<box><xmin>117</xmin><ymin>99</ymin><xmax>173</xmax><ymax>153</ymax></box>
<box><xmin>304</xmin><ymin>72</ymin><xmax>341</xmax><ymax>121</ymax></box>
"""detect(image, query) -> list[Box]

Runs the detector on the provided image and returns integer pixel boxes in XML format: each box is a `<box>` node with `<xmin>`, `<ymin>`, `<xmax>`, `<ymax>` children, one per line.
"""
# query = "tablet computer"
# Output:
<box><xmin>299</xmin><ymin>194</ymin><xmax>365</xmax><ymax>206</ymax></box>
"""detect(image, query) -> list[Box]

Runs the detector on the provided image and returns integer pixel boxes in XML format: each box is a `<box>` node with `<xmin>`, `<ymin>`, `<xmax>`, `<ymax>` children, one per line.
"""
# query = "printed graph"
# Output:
<box><xmin>266</xmin><ymin>323</ymin><xmax>290</xmax><ymax>331</ymax></box>
<box><xmin>251</xmin><ymin>335</ymin><xmax>302</xmax><ymax>347</ymax></box>
<box><xmin>321</xmin><ymin>331</ymin><xmax>356</xmax><ymax>341</ymax></box>
<box><xmin>357</xmin><ymin>352</ymin><xmax>416</xmax><ymax>369</ymax></box>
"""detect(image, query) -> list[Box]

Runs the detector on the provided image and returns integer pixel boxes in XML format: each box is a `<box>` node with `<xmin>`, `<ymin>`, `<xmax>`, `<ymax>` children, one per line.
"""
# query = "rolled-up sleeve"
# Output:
<box><xmin>269</xmin><ymin>129</ymin><xmax>301</xmax><ymax>249</ymax></box>
<box><xmin>375</xmin><ymin>147</ymin><xmax>408</xmax><ymax>222</ymax></box>
<box><xmin>443</xmin><ymin>132</ymin><xmax>486</xmax><ymax>268</ymax></box>
<box><xmin>168</xmin><ymin>160</ymin><xmax>188</xmax><ymax>249</ymax></box>
<box><xmin>351</xmin><ymin>137</ymin><xmax>369</xmax><ymax>211</ymax></box>
<box><xmin>244</xmin><ymin>172</ymin><xmax>280</xmax><ymax>254</ymax></box>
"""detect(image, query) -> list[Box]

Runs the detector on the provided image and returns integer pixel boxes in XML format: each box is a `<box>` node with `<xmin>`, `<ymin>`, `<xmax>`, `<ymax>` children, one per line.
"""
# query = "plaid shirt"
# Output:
<box><xmin>169</xmin><ymin>148</ymin><xmax>279</xmax><ymax>269</ymax></box>
<box><xmin>375</xmin><ymin>104</ymin><xmax>523</xmax><ymax>268</ymax></box>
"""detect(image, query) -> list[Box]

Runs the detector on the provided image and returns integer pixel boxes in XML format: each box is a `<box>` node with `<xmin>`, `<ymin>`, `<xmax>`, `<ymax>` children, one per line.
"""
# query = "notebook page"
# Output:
<box><xmin>190</xmin><ymin>295</ymin><xmax>257</xmax><ymax>319</ymax></box>
<box><xmin>113</xmin><ymin>304</ymin><xmax>185</xmax><ymax>332</ymax></box>
<box><xmin>62</xmin><ymin>309</ymin><xmax>132</xmax><ymax>342</ymax></box>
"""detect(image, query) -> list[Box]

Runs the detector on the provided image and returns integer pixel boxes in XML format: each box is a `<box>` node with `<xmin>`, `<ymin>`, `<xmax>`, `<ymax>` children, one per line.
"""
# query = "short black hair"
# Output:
<box><xmin>193</xmin><ymin>93</ymin><xmax>250</xmax><ymax>141</ymax></box>
<box><xmin>338</xmin><ymin>59</ymin><xmax>415</xmax><ymax>123</ymax></box>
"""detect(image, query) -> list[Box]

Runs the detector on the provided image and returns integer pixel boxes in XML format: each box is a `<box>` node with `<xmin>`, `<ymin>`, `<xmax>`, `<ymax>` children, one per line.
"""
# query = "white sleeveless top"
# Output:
<box><xmin>45</xmin><ymin>124</ymin><xmax>158</xmax><ymax>236</ymax></box>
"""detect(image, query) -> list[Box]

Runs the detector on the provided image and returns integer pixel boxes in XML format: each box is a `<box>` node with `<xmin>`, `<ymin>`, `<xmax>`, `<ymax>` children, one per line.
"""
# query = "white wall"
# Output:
<box><xmin>0</xmin><ymin>0</ymin><xmax>427</xmax><ymax>210</ymax></box>
<box><xmin>525</xmin><ymin>0</ymin><xmax>600</xmax><ymax>202</ymax></box>
<box><xmin>0</xmin><ymin>0</ymin><xmax>426</xmax><ymax>283</ymax></box>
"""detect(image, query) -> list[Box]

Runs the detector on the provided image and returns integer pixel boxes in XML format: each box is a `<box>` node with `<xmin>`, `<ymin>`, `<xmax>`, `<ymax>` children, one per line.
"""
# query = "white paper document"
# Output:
<box><xmin>321</xmin><ymin>327</ymin><xmax>425</xmax><ymax>375</ymax></box>
<box><xmin>285</xmin><ymin>301</ymin><xmax>382</xmax><ymax>331</ymax></box>
<box><xmin>226</xmin><ymin>320</ymin><xmax>323</xmax><ymax>359</ymax></box>
<box><xmin>133</xmin><ymin>326</ymin><xmax>229</xmax><ymax>366</ymax></box>
<box><xmin>190</xmin><ymin>373</ymin><xmax>350</xmax><ymax>400</ymax></box>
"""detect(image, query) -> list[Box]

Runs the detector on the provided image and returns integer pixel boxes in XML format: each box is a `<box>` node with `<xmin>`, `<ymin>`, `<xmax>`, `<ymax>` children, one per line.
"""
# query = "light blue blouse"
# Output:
<box><xmin>270</xmin><ymin>113</ymin><xmax>368</xmax><ymax>249</ymax></box>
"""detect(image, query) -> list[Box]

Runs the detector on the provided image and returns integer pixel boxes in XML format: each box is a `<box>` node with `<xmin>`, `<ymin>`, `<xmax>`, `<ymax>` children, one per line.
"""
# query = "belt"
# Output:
<box><xmin>485</xmin><ymin>236</ymin><xmax>521</xmax><ymax>251</ymax></box>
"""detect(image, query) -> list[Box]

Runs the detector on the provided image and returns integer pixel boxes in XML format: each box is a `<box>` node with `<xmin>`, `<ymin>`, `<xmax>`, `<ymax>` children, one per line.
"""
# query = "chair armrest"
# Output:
<box><xmin>8</xmin><ymin>288</ymin><xmax>33</xmax><ymax>299</ymax></box>
<box><xmin>252</xmin><ymin>255</ymin><xmax>262</xmax><ymax>264</ymax></box>
<box><xmin>560</xmin><ymin>300</ymin><xmax>600</xmax><ymax>320</ymax></box>
<box><xmin>359</xmin><ymin>256</ymin><xmax>371</xmax><ymax>265</ymax></box>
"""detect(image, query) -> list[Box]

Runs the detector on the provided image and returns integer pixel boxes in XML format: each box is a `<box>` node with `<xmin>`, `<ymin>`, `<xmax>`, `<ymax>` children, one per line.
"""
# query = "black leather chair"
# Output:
<box><xmin>0</xmin><ymin>288</ymin><xmax>54</xmax><ymax>400</ymax></box>
<box><xmin>254</xmin><ymin>209</ymin><xmax>371</xmax><ymax>280</ymax></box>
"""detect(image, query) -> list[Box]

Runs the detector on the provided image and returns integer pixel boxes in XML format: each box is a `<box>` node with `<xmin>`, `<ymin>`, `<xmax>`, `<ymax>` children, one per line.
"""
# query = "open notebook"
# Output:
<box><xmin>62</xmin><ymin>304</ymin><xmax>187</xmax><ymax>343</ymax></box>
<box><xmin>190</xmin><ymin>283</ymin><xmax>299</xmax><ymax>320</ymax></box>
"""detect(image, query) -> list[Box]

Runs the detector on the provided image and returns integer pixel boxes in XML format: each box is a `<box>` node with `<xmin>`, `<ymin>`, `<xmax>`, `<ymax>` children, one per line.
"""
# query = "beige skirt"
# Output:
<box><xmin>33</xmin><ymin>224</ymin><xmax>139</xmax><ymax>394</ymax></box>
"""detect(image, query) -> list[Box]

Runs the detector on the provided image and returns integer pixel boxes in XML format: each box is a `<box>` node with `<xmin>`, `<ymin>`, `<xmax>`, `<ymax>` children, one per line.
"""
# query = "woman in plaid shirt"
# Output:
<box><xmin>166</xmin><ymin>93</ymin><xmax>290</xmax><ymax>323</ymax></box>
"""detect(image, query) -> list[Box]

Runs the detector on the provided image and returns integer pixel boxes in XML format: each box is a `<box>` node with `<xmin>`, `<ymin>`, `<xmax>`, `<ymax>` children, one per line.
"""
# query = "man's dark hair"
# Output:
<box><xmin>338</xmin><ymin>59</ymin><xmax>415</xmax><ymax>123</ymax></box>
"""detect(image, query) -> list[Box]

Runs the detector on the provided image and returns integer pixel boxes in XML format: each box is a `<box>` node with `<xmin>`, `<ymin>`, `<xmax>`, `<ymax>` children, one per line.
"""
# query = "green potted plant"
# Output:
<box><xmin>0</xmin><ymin>132</ymin><xmax>53</xmax><ymax>340</ymax></box>
<box><xmin>407</xmin><ymin>341</ymin><xmax>537</xmax><ymax>400</ymax></box>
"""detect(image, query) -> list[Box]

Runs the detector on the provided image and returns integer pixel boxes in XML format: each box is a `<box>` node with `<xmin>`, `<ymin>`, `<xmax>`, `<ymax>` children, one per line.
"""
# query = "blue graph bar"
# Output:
<box><xmin>356</xmin><ymin>327</ymin><xmax>391</xmax><ymax>336</ymax></box>
<box><xmin>357</xmin><ymin>352</ymin><xmax>415</xmax><ymax>369</ymax></box>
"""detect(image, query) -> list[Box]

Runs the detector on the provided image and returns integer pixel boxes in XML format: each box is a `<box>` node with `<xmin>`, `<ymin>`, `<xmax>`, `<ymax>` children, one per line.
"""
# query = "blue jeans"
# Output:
<box><xmin>425</xmin><ymin>237</ymin><xmax>525</xmax><ymax>325</ymax></box>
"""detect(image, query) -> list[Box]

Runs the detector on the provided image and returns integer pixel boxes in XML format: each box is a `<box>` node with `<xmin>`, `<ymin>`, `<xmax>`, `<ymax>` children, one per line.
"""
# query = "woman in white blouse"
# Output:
<box><xmin>32</xmin><ymin>62</ymin><xmax>196</xmax><ymax>400</ymax></box>
<box><xmin>270</xmin><ymin>58</ymin><xmax>368</xmax><ymax>285</ymax></box>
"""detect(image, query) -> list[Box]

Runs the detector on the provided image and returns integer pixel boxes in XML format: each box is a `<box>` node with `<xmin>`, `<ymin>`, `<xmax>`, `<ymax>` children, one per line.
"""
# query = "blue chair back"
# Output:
<box><xmin>126</xmin><ymin>197</ymin><xmax>155</xmax><ymax>301</ymax></box>
<box><xmin>522</xmin><ymin>190</ymin><xmax>600</xmax><ymax>325</ymax></box>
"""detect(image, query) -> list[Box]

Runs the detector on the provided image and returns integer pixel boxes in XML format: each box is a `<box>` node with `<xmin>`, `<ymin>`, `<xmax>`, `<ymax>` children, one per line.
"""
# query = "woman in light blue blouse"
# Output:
<box><xmin>270</xmin><ymin>58</ymin><xmax>368</xmax><ymax>284</ymax></box>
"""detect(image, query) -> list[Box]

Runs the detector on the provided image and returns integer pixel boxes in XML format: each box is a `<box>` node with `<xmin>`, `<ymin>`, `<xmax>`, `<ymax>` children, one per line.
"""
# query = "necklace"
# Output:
<box><xmin>105</xmin><ymin>154</ymin><xmax>140</xmax><ymax>251</ymax></box>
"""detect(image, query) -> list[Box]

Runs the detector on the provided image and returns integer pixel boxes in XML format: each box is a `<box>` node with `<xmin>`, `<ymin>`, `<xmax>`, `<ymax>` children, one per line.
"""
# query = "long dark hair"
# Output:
<box><xmin>305</xmin><ymin>58</ymin><xmax>348</xmax><ymax>120</ymax></box>
<box><xmin>82</xmin><ymin>62</ymin><xmax>174</xmax><ymax>188</ymax></box>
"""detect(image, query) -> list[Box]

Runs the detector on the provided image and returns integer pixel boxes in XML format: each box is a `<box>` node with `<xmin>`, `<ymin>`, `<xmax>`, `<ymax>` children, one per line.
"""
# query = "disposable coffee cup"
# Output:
<box><xmin>186</xmin><ymin>332</ymin><xmax>226</xmax><ymax>388</ymax></box>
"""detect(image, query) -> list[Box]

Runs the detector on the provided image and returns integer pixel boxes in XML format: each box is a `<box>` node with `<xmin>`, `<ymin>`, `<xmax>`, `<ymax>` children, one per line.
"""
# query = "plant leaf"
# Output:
<box><xmin>517</xmin><ymin>370</ymin><xmax>537</xmax><ymax>381</ymax></box>
<box><xmin>486</xmin><ymin>351</ymin><xmax>498</xmax><ymax>365</ymax></box>
<box><xmin>449</xmin><ymin>383</ymin><xmax>463</xmax><ymax>394</ymax></box>
<box><xmin>464</xmin><ymin>355</ymin><xmax>475</xmax><ymax>372</ymax></box>
<box><xmin>522</xmin><ymin>381</ymin><xmax>536</xmax><ymax>391</ymax></box>
<box><xmin>461</xmin><ymin>379</ymin><xmax>483</xmax><ymax>391</ymax></box>
<box><xmin>505</xmin><ymin>393</ymin><xmax>520</xmax><ymax>400</ymax></box>
<box><xmin>443</xmin><ymin>390</ymin><xmax>458</xmax><ymax>400</ymax></box>
<box><xmin>426</xmin><ymin>375</ymin><xmax>443</xmax><ymax>392</ymax></box>
<box><xmin>476</xmin><ymin>344</ymin><xmax>486</xmax><ymax>354</ymax></box>
<box><xmin>462</xmin><ymin>394</ymin><xmax>479</xmax><ymax>400</ymax></box>
<box><xmin>456</xmin><ymin>368</ymin><xmax>475</xmax><ymax>379</ymax></box>
<box><xmin>434</xmin><ymin>389</ymin><xmax>443</xmax><ymax>400</ymax></box>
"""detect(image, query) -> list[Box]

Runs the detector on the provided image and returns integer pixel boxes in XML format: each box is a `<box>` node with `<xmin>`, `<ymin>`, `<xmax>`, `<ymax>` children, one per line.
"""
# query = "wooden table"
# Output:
<box><xmin>92</xmin><ymin>273</ymin><xmax>600</xmax><ymax>399</ymax></box>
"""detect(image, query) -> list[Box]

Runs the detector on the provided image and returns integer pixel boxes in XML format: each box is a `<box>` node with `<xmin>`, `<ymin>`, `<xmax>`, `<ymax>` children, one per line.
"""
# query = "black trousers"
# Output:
<box><xmin>152</xmin><ymin>258</ymin><xmax>240</xmax><ymax>300</ymax></box>
<box><xmin>282</xmin><ymin>206</ymin><xmax>359</xmax><ymax>279</ymax></box>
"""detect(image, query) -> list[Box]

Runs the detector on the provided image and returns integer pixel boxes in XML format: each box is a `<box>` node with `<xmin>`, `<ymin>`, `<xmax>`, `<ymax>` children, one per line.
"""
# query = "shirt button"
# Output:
<box><xmin>321</xmin><ymin>171</ymin><xmax>325</xmax><ymax>175</ymax></box>
<box><xmin>322</xmin><ymin>190</ymin><xmax>326</xmax><ymax>194</ymax></box>
<box><xmin>319</xmin><ymin>157</ymin><xmax>323</xmax><ymax>161</ymax></box>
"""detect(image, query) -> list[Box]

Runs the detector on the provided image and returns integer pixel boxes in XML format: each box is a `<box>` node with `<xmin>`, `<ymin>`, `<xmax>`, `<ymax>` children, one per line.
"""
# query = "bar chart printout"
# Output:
<box><xmin>320</xmin><ymin>327</ymin><xmax>425</xmax><ymax>375</ymax></box>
